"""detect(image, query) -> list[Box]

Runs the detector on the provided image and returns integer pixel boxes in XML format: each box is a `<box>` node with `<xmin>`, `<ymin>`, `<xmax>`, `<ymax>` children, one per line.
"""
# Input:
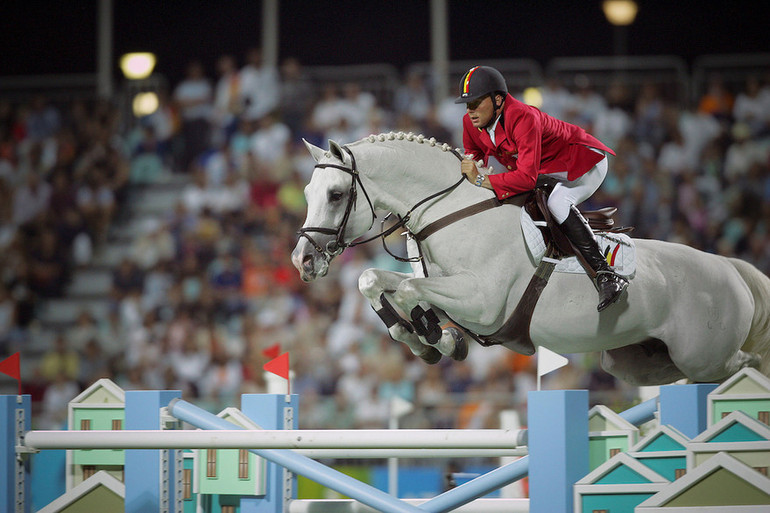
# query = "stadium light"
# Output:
<box><xmin>120</xmin><ymin>52</ymin><xmax>157</xmax><ymax>80</ymax></box>
<box><xmin>602</xmin><ymin>0</ymin><xmax>638</xmax><ymax>26</ymax></box>
<box><xmin>522</xmin><ymin>87</ymin><xmax>543</xmax><ymax>109</ymax></box>
<box><xmin>132</xmin><ymin>92</ymin><xmax>159</xmax><ymax>117</ymax></box>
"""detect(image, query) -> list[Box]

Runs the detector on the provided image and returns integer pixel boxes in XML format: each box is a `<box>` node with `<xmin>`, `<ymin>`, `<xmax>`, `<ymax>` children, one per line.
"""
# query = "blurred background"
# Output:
<box><xmin>0</xmin><ymin>0</ymin><xmax>769</xmax><ymax>496</ymax></box>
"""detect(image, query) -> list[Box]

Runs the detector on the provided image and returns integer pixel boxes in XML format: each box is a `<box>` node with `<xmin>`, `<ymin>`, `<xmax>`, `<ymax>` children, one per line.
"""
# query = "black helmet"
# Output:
<box><xmin>454</xmin><ymin>66</ymin><xmax>508</xmax><ymax>104</ymax></box>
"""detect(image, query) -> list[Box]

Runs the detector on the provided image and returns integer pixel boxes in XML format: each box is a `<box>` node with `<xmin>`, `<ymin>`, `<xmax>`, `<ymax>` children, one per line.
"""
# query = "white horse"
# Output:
<box><xmin>291</xmin><ymin>132</ymin><xmax>770</xmax><ymax>385</ymax></box>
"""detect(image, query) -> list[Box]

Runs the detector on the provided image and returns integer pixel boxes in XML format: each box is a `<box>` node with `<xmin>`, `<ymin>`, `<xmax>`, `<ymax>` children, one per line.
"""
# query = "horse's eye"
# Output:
<box><xmin>328</xmin><ymin>191</ymin><xmax>344</xmax><ymax>202</ymax></box>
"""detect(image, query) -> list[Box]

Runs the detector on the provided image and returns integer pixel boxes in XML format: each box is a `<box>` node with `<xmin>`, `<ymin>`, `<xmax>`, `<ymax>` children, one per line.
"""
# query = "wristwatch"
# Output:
<box><xmin>474</xmin><ymin>173</ymin><xmax>485</xmax><ymax>187</ymax></box>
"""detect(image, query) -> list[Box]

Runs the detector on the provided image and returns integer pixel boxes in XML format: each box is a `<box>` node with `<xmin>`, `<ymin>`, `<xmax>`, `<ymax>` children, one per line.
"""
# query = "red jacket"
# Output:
<box><xmin>462</xmin><ymin>94</ymin><xmax>615</xmax><ymax>200</ymax></box>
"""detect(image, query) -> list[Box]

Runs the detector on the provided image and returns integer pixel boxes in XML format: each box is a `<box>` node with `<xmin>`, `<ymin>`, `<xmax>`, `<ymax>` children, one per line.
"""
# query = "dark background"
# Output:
<box><xmin>1</xmin><ymin>1</ymin><xmax>765</xmax><ymax>86</ymax></box>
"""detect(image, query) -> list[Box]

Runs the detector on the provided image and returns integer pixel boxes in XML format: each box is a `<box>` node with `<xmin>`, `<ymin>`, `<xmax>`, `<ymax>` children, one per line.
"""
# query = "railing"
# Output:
<box><xmin>546</xmin><ymin>54</ymin><xmax>690</xmax><ymax>105</ymax></box>
<box><xmin>691</xmin><ymin>52</ymin><xmax>770</xmax><ymax>105</ymax></box>
<box><xmin>304</xmin><ymin>63</ymin><xmax>402</xmax><ymax>109</ymax></box>
<box><xmin>0</xmin><ymin>73</ymin><xmax>99</xmax><ymax>102</ymax></box>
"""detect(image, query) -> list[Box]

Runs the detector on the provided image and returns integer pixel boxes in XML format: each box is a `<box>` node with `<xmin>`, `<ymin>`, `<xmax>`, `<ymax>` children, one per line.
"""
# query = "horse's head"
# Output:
<box><xmin>291</xmin><ymin>139</ymin><xmax>376</xmax><ymax>282</ymax></box>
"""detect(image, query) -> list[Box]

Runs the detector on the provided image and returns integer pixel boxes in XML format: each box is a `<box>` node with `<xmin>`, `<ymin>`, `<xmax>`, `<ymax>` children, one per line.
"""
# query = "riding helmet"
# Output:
<box><xmin>454</xmin><ymin>66</ymin><xmax>508</xmax><ymax>104</ymax></box>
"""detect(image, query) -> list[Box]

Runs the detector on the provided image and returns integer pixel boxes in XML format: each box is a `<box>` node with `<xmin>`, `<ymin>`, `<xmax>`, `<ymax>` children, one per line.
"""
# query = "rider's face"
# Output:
<box><xmin>466</xmin><ymin>96</ymin><xmax>495</xmax><ymax>128</ymax></box>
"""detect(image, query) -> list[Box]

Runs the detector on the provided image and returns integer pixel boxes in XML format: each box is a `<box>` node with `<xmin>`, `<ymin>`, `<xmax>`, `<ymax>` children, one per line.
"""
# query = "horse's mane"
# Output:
<box><xmin>349</xmin><ymin>131</ymin><xmax>462</xmax><ymax>156</ymax></box>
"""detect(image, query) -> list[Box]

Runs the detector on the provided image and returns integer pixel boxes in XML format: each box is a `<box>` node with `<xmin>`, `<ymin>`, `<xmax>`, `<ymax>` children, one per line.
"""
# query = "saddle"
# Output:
<box><xmin>474</xmin><ymin>180</ymin><xmax>632</xmax><ymax>355</ymax></box>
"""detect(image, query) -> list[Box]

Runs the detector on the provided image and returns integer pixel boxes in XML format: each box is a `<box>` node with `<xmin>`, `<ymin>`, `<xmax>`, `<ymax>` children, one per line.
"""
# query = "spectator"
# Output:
<box><xmin>112</xmin><ymin>257</ymin><xmax>145</xmax><ymax>299</ymax></box>
<box><xmin>249</xmin><ymin>110</ymin><xmax>292</xmax><ymax>167</ymax></box>
<box><xmin>311</xmin><ymin>83</ymin><xmax>345</xmax><ymax>135</ymax></box>
<box><xmin>38</xmin><ymin>335</ymin><xmax>79</xmax><ymax>383</ymax></box>
<box><xmin>211</xmin><ymin>54</ymin><xmax>242</xmax><ymax>145</ymax></box>
<box><xmin>174</xmin><ymin>60</ymin><xmax>213</xmax><ymax>172</ymax></box>
<box><xmin>279</xmin><ymin>57</ymin><xmax>315</xmax><ymax>135</ymax></box>
<box><xmin>27</xmin><ymin>228</ymin><xmax>67</xmax><ymax>298</ymax></box>
<box><xmin>657</xmin><ymin>127</ymin><xmax>698</xmax><ymax>178</ymax></box>
<box><xmin>565</xmin><ymin>74</ymin><xmax>607</xmax><ymax>129</ymax></box>
<box><xmin>394</xmin><ymin>72</ymin><xmax>432</xmax><ymax>124</ymax></box>
<box><xmin>39</xmin><ymin>370</ymin><xmax>79</xmax><ymax>429</ymax></box>
<box><xmin>78</xmin><ymin>338</ymin><xmax>110</xmax><ymax>387</ymax></box>
<box><xmin>75</xmin><ymin>164</ymin><xmax>115</xmax><ymax>243</ymax></box>
<box><xmin>168</xmin><ymin>336</ymin><xmax>211</xmax><ymax>398</ymax></box>
<box><xmin>130</xmin><ymin>218</ymin><xmax>176</xmax><ymax>271</ymax></box>
<box><xmin>539</xmin><ymin>76</ymin><xmax>573</xmax><ymax>120</ymax></box>
<box><xmin>239</xmin><ymin>47</ymin><xmax>280</xmax><ymax>123</ymax></box>
<box><xmin>199</xmin><ymin>345</ymin><xmax>243</xmax><ymax>402</ymax></box>
<box><xmin>66</xmin><ymin>310</ymin><xmax>101</xmax><ymax>353</ymax></box>
<box><xmin>698</xmin><ymin>74</ymin><xmax>734</xmax><ymax>123</ymax></box>
<box><xmin>733</xmin><ymin>75</ymin><xmax>770</xmax><ymax>137</ymax></box>
<box><xmin>12</xmin><ymin>171</ymin><xmax>51</xmax><ymax>228</ymax></box>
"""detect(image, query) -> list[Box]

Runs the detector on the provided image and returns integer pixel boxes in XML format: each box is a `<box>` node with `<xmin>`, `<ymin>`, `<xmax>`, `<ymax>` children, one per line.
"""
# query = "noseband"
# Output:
<box><xmin>296</xmin><ymin>145</ymin><xmax>377</xmax><ymax>261</ymax></box>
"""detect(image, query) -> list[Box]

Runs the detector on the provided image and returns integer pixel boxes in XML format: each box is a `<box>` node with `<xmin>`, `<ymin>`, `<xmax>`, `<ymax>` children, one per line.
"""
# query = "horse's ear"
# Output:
<box><xmin>303</xmin><ymin>138</ymin><xmax>326</xmax><ymax>163</ymax></box>
<box><xmin>328</xmin><ymin>139</ymin><xmax>347</xmax><ymax>163</ymax></box>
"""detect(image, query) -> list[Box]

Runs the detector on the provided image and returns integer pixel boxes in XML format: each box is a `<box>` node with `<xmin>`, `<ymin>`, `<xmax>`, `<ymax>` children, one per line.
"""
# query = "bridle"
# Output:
<box><xmin>297</xmin><ymin>144</ymin><xmax>465</xmax><ymax>262</ymax></box>
<box><xmin>296</xmin><ymin>145</ymin><xmax>377</xmax><ymax>261</ymax></box>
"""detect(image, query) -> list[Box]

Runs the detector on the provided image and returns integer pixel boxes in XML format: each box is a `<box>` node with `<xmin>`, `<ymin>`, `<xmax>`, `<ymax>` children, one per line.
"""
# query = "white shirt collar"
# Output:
<box><xmin>486</xmin><ymin>114</ymin><xmax>501</xmax><ymax>145</ymax></box>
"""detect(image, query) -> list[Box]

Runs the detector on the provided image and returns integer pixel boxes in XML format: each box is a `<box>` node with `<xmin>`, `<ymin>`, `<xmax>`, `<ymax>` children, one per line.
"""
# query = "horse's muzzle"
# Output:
<box><xmin>291</xmin><ymin>241</ymin><xmax>330</xmax><ymax>282</ymax></box>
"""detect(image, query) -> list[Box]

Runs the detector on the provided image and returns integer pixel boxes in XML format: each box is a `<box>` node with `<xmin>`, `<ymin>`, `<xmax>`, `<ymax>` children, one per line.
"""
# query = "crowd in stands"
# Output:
<box><xmin>2</xmin><ymin>48</ymin><xmax>770</xmax><ymax>433</ymax></box>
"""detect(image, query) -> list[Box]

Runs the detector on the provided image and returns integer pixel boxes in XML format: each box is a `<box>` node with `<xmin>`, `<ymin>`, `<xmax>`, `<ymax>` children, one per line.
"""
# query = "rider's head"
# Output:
<box><xmin>455</xmin><ymin>66</ymin><xmax>508</xmax><ymax>129</ymax></box>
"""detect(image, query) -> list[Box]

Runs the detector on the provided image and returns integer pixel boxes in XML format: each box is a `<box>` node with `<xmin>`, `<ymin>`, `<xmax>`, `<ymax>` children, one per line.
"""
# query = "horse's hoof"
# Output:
<box><xmin>418</xmin><ymin>346</ymin><xmax>442</xmax><ymax>364</ymax></box>
<box><xmin>447</xmin><ymin>327</ymin><xmax>468</xmax><ymax>361</ymax></box>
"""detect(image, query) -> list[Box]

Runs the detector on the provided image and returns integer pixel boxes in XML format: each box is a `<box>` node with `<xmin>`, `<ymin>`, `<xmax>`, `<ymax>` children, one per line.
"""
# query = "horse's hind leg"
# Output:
<box><xmin>601</xmin><ymin>339</ymin><xmax>686</xmax><ymax>386</ymax></box>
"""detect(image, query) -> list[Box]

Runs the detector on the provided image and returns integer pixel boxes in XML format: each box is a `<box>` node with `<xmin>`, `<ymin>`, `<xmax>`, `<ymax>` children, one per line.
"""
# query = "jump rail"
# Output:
<box><xmin>23</xmin><ymin>428</ymin><xmax>528</xmax><ymax>451</ymax></box>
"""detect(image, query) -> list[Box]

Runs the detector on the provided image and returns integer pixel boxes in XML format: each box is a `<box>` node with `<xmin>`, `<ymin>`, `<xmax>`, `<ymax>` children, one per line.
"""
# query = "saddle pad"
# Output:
<box><xmin>521</xmin><ymin>209</ymin><xmax>637</xmax><ymax>278</ymax></box>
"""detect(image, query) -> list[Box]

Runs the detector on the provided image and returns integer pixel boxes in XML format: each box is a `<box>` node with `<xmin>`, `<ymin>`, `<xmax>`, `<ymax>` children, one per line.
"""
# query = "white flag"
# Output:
<box><xmin>537</xmin><ymin>346</ymin><xmax>569</xmax><ymax>378</ymax></box>
<box><xmin>389</xmin><ymin>396</ymin><xmax>414</xmax><ymax>418</ymax></box>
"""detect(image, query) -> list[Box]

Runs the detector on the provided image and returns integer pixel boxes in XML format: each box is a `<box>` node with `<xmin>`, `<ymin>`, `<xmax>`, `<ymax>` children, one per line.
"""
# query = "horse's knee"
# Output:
<box><xmin>358</xmin><ymin>269</ymin><xmax>380</xmax><ymax>299</ymax></box>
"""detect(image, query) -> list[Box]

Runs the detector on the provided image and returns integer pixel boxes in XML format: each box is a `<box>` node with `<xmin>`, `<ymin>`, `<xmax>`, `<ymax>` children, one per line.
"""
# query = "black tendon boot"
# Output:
<box><xmin>560</xmin><ymin>206</ymin><xmax>628</xmax><ymax>311</ymax></box>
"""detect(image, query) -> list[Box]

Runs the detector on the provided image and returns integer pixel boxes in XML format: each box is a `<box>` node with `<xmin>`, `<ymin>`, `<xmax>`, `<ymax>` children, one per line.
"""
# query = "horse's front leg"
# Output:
<box><xmin>388</xmin><ymin>273</ymin><xmax>502</xmax><ymax>356</ymax></box>
<box><xmin>358</xmin><ymin>268</ymin><xmax>466</xmax><ymax>362</ymax></box>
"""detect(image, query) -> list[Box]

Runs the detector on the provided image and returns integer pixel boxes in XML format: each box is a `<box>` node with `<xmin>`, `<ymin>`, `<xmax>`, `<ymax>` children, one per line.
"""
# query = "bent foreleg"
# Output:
<box><xmin>358</xmin><ymin>269</ymin><xmax>442</xmax><ymax>363</ymax></box>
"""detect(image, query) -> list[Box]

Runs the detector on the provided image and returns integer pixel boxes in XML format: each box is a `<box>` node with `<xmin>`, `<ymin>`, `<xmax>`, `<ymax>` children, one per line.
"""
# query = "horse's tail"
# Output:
<box><xmin>730</xmin><ymin>257</ymin><xmax>770</xmax><ymax>377</ymax></box>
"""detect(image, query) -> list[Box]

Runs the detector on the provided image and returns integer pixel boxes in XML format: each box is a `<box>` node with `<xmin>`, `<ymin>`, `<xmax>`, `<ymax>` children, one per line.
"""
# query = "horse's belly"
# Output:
<box><xmin>526</xmin><ymin>240</ymin><xmax>754</xmax><ymax>355</ymax></box>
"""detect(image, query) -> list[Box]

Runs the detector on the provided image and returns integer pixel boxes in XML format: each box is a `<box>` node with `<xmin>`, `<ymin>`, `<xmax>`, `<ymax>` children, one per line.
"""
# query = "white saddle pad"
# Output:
<box><xmin>521</xmin><ymin>209</ymin><xmax>636</xmax><ymax>278</ymax></box>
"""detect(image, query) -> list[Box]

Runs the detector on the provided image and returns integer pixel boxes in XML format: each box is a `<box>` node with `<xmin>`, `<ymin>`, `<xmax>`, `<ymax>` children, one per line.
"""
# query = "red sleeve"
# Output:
<box><xmin>487</xmin><ymin>109</ymin><xmax>541</xmax><ymax>199</ymax></box>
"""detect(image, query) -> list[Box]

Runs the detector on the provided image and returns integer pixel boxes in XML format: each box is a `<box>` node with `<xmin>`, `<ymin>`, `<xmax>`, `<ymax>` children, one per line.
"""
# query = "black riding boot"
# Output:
<box><xmin>560</xmin><ymin>206</ymin><xmax>628</xmax><ymax>311</ymax></box>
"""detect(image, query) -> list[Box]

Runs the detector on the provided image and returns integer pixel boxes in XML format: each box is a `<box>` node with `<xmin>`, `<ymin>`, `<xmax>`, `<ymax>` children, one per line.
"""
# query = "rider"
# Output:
<box><xmin>455</xmin><ymin>65</ymin><xmax>627</xmax><ymax>312</ymax></box>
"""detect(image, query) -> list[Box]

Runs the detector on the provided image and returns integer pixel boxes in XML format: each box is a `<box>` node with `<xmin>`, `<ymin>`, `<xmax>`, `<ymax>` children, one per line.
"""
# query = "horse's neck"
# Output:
<box><xmin>355</xmin><ymin>138</ymin><xmax>499</xmax><ymax>229</ymax></box>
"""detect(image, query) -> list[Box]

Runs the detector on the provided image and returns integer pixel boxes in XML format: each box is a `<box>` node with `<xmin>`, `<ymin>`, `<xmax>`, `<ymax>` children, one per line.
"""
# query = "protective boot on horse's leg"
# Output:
<box><xmin>560</xmin><ymin>205</ymin><xmax>628</xmax><ymax>311</ymax></box>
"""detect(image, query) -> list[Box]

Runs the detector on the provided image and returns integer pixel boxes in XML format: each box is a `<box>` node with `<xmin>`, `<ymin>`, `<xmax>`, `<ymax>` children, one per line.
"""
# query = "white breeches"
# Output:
<box><xmin>546</xmin><ymin>151</ymin><xmax>608</xmax><ymax>224</ymax></box>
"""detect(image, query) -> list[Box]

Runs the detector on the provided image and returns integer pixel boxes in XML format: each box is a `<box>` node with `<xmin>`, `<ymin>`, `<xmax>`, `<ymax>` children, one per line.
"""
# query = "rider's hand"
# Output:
<box><xmin>461</xmin><ymin>157</ymin><xmax>478</xmax><ymax>183</ymax></box>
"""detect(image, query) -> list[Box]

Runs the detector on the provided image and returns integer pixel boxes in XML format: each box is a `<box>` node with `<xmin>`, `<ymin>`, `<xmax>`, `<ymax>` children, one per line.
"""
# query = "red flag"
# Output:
<box><xmin>261</xmin><ymin>343</ymin><xmax>281</xmax><ymax>360</ymax></box>
<box><xmin>263</xmin><ymin>352</ymin><xmax>290</xmax><ymax>380</ymax></box>
<box><xmin>0</xmin><ymin>352</ymin><xmax>21</xmax><ymax>394</ymax></box>
<box><xmin>0</xmin><ymin>352</ymin><xmax>20</xmax><ymax>381</ymax></box>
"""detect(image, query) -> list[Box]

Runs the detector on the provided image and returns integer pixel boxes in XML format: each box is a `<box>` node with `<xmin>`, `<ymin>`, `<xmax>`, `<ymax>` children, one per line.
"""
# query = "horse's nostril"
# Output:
<box><xmin>302</xmin><ymin>254</ymin><xmax>313</xmax><ymax>270</ymax></box>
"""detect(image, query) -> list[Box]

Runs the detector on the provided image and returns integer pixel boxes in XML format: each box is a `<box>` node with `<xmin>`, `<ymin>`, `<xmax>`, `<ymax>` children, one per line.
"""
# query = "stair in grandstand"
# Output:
<box><xmin>33</xmin><ymin>174</ymin><xmax>188</xmax><ymax>342</ymax></box>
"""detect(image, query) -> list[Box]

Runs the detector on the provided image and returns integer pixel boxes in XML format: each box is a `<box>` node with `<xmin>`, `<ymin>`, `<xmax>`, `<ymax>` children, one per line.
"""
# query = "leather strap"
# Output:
<box><xmin>477</xmin><ymin>245</ymin><xmax>557</xmax><ymax>356</ymax></box>
<box><xmin>413</xmin><ymin>197</ymin><xmax>502</xmax><ymax>242</ymax></box>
